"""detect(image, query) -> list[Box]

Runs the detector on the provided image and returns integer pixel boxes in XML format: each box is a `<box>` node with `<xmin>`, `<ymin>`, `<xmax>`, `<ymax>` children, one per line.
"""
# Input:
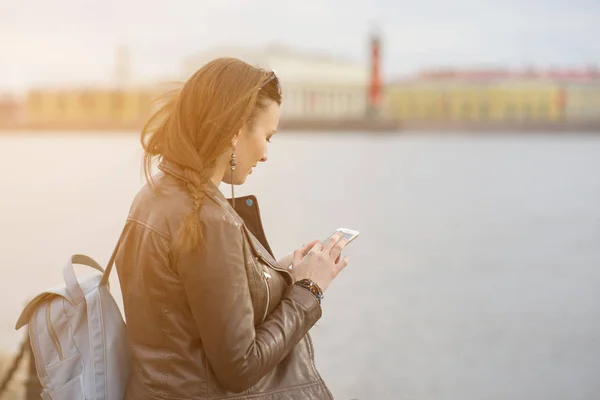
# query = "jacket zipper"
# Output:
<box><xmin>241</xmin><ymin>223</ymin><xmax>292</xmax><ymax>280</ymax></box>
<box><xmin>46</xmin><ymin>303</ymin><xmax>63</xmax><ymax>361</ymax></box>
<box><xmin>250</xmin><ymin>238</ymin><xmax>293</xmax><ymax>281</ymax></box>
<box><xmin>261</xmin><ymin>266</ymin><xmax>271</xmax><ymax>323</ymax></box>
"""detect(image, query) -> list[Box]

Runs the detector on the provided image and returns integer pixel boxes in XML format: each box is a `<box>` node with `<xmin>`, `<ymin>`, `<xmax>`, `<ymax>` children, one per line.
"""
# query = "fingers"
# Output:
<box><xmin>329</xmin><ymin>237</ymin><xmax>347</xmax><ymax>263</ymax></box>
<box><xmin>323</xmin><ymin>233</ymin><xmax>342</xmax><ymax>254</ymax></box>
<box><xmin>302</xmin><ymin>239</ymin><xmax>321</xmax><ymax>256</ymax></box>
<box><xmin>334</xmin><ymin>255</ymin><xmax>350</xmax><ymax>276</ymax></box>
<box><xmin>286</xmin><ymin>240</ymin><xmax>322</xmax><ymax>268</ymax></box>
<box><xmin>277</xmin><ymin>252</ymin><xmax>294</xmax><ymax>269</ymax></box>
<box><xmin>292</xmin><ymin>249</ymin><xmax>304</xmax><ymax>266</ymax></box>
<box><xmin>306</xmin><ymin>240</ymin><xmax>323</xmax><ymax>257</ymax></box>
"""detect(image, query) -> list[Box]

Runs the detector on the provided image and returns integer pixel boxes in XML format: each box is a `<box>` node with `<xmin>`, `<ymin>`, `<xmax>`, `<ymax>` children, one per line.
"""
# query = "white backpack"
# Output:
<box><xmin>15</xmin><ymin>236</ymin><xmax>131</xmax><ymax>400</ymax></box>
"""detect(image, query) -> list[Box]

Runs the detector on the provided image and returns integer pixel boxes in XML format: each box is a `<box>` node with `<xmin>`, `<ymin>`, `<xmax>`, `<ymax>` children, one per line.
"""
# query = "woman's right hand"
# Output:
<box><xmin>291</xmin><ymin>233</ymin><xmax>350</xmax><ymax>292</ymax></box>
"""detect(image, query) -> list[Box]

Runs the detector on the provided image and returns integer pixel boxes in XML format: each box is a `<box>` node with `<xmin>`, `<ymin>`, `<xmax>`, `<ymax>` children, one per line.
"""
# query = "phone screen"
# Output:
<box><xmin>323</xmin><ymin>228</ymin><xmax>360</xmax><ymax>245</ymax></box>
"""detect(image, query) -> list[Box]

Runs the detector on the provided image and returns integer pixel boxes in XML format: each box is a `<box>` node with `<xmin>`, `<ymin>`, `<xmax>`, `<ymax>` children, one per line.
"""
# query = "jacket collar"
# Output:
<box><xmin>157</xmin><ymin>158</ymin><xmax>285</xmax><ymax>274</ymax></box>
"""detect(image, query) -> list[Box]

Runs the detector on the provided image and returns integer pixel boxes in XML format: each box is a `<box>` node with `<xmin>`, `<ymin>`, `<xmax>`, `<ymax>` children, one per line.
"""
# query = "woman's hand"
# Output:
<box><xmin>290</xmin><ymin>233</ymin><xmax>350</xmax><ymax>292</ymax></box>
<box><xmin>277</xmin><ymin>240</ymin><xmax>321</xmax><ymax>272</ymax></box>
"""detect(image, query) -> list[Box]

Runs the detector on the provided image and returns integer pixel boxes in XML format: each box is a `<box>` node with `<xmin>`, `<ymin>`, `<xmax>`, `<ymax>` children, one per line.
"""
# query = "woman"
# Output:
<box><xmin>115</xmin><ymin>57</ymin><xmax>350</xmax><ymax>399</ymax></box>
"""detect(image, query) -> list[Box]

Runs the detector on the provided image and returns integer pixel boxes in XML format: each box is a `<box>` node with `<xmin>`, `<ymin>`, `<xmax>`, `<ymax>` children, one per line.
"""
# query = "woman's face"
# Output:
<box><xmin>224</xmin><ymin>99</ymin><xmax>280</xmax><ymax>185</ymax></box>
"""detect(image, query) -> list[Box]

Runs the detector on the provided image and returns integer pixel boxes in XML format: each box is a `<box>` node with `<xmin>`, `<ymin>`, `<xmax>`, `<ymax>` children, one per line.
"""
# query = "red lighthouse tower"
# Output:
<box><xmin>367</xmin><ymin>29</ymin><xmax>382</xmax><ymax>118</ymax></box>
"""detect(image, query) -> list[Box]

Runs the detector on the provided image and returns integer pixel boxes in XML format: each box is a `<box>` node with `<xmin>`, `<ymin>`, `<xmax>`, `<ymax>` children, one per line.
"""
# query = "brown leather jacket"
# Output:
<box><xmin>115</xmin><ymin>160</ymin><xmax>334</xmax><ymax>399</ymax></box>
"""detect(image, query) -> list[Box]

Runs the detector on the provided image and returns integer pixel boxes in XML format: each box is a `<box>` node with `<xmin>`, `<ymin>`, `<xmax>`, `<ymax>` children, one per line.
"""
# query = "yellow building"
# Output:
<box><xmin>384</xmin><ymin>79</ymin><xmax>564</xmax><ymax>123</ymax></box>
<box><xmin>25</xmin><ymin>86</ymin><xmax>158</xmax><ymax>126</ymax></box>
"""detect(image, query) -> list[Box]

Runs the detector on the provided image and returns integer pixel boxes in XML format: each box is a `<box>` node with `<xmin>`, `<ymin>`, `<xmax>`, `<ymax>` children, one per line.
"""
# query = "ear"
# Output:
<box><xmin>232</xmin><ymin>134</ymin><xmax>239</xmax><ymax>147</ymax></box>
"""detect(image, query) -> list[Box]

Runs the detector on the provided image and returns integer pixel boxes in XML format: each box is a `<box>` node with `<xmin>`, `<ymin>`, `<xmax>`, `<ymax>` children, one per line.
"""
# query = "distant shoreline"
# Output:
<box><xmin>0</xmin><ymin>119</ymin><xmax>599</xmax><ymax>134</ymax></box>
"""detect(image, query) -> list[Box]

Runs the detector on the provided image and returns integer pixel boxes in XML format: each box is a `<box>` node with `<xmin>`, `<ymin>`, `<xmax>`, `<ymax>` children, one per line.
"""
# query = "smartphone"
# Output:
<box><xmin>322</xmin><ymin>228</ymin><xmax>360</xmax><ymax>245</ymax></box>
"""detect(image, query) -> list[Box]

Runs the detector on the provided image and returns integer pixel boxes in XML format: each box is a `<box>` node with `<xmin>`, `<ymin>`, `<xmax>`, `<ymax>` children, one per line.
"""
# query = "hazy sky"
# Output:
<box><xmin>1</xmin><ymin>0</ymin><xmax>599</xmax><ymax>90</ymax></box>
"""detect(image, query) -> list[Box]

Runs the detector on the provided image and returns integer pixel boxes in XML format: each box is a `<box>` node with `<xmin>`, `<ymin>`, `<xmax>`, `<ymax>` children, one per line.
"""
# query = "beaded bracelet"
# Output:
<box><xmin>294</xmin><ymin>279</ymin><xmax>324</xmax><ymax>305</ymax></box>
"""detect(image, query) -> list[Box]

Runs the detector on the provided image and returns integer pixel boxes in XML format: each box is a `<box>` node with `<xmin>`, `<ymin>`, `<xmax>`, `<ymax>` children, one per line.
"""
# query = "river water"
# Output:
<box><xmin>1</xmin><ymin>131</ymin><xmax>599</xmax><ymax>399</ymax></box>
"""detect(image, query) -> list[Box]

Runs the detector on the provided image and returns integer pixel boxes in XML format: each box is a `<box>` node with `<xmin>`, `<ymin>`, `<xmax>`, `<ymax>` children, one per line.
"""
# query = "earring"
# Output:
<box><xmin>230</xmin><ymin>146</ymin><xmax>236</xmax><ymax>208</ymax></box>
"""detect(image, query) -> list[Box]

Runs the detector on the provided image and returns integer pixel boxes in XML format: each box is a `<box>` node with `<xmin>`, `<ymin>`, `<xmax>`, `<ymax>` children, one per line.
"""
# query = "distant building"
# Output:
<box><xmin>16</xmin><ymin>42</ymin><xmax>183</xmax><ymax>128</ymax></box>
<box><xmin>0</xmin><ymin>93</ymin><xmax>22</xmax><ymax>124</ymax></box>
<box><xmin>383</xmin><ymin>68</ymin><xmax>600</xmax><ymax>124</ymax></box>
<box><xmin>184</xmin><ymin>45</ymin><xmax>369</xmax><ymax>120</ymax></box>
<box><xmin>563</xmin><ymin>82</ymin><xmax>600</xmax><ymax>123</ymax></box>
<box><xmin>23</xmin><ymin>84</ymin><xmax>159</xmax><ymax>127</ymax></box>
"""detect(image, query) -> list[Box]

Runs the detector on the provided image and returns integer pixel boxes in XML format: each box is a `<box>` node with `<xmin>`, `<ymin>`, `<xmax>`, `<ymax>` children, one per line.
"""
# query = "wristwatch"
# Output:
<box><xmin>294</xmin><ymin>279</ymin><xmax>324</xmax><ymax>304</ymax></box>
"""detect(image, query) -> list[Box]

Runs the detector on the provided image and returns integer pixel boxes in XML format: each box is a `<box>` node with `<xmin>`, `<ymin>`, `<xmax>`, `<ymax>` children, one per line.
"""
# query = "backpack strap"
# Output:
<box><xmin>61</xmin><ymin>224</ymin><xmax>127</xmax><ymax>305</ymax></box>
<box><xmin>63</xmin><ymin>255</ymin><xmax>105</xmax><ymax>306</ymax></box>
<box><xmin>99</xmin><ymin>224</ymin><xmax>128</xmax><ymax>287</ymax></box>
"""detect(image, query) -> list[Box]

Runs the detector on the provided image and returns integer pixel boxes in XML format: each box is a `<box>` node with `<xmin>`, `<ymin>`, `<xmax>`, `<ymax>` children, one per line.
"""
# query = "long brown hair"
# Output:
<box><xmin>140</xmin><ymin>57</ymin><xmax>282</xmax><ymax>253</ymax></box>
